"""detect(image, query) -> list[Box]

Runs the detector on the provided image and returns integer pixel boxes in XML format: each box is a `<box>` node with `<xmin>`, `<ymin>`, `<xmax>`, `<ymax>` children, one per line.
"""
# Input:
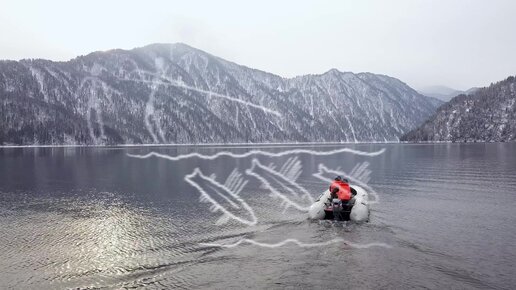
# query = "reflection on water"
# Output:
<box><xmin>1</xmin><ymin>143</ymin><xmax>516</xmax><ymax>289</ymax></box>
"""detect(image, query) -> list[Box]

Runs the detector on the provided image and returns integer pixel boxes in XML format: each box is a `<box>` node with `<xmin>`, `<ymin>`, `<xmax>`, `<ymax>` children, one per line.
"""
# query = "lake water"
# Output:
<box><xmin>1</xmin><ymin>143</ymin><xmax>516</xmax><ymax>289</ymax></box>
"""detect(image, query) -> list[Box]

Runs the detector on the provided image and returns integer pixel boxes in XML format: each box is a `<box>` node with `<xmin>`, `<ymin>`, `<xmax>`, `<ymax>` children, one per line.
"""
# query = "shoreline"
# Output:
<box><xmin>0</xmin><ymin>141</ymin><xmax>398</xmax><ymax>149</ymax></box>
<box><xmin>0</xmin><ymin>140</ymin><xmax>513</xmax><ymax>149</ymax></box>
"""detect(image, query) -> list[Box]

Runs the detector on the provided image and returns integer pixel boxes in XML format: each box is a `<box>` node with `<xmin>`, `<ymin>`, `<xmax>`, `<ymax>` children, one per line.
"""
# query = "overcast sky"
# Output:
<box><xmin>1</xmin><ymin>0</ymin><xmax>515</xmax><ymax>90</ymax></box>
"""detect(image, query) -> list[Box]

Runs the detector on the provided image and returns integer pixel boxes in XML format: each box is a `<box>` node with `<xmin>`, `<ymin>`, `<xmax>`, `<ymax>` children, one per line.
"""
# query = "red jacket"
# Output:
<box><xmin>329</xmin><ymin>180</ymin><xmax>351</xmax><ymax>201</ymax></box>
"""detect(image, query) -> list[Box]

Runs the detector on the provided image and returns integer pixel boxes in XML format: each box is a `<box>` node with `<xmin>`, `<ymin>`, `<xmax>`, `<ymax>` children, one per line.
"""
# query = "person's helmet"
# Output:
<box><xmin>342</xmin><ymin>178</ymin><xmax>349</xmax><ymax>183</ymax></box>
<box><xmin>334</xmin><ymin>176</ymin><xmax>342</xmax><ymax>181</ymax></box>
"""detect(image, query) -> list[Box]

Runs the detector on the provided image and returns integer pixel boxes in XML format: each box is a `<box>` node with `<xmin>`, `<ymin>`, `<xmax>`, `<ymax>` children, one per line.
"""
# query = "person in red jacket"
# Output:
<box><xmin>329</xmin><ymin>176</ymin><xmax>356</xmax><ymax>220</ymax></box>
<box><xmin>329</xmin><ymin>176</ymin><xmax>352</xmax><ymax>202</ymax></box>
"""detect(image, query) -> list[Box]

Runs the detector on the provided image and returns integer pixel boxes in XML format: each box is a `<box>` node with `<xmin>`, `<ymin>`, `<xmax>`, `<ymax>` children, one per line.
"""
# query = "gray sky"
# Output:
<box><xmin>1</xmin><ymin>0</ymin><xmax>515</xmax><ymax>90</ymax></box>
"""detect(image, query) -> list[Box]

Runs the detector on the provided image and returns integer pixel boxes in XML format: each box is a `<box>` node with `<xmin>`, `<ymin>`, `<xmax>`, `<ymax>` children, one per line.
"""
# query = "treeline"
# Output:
<box><xmin>401</xmin><ymin>76</ymin><xmax>516</xmax><ymax>142</ymax></box>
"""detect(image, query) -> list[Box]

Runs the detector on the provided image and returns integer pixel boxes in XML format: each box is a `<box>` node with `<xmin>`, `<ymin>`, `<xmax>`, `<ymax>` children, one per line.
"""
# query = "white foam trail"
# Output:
<box><xmin>185</xmin><ymin>168</ymin><xmax>257</xmax><ymax>226</ymax></box>
<box><xmin>127</xmin><ymin>147</ymin><xmax>386</xmax><ymax>161</ymax></box>
<box><xmin>199</xmin><ymin>238</ymin><xmax>391</xmax><ymax>249</ymax></box>
<box><xmin>349</xmin><ymin>161</ymin><xmax>372</xmax><ymax>183</ymax></box>
<box><xmin>245</xmin><ymin>158</ymin><xmax>314</xmax><ymax>212</ymax></box>
<box><xmin>280</xmin><ymin>156</ymin><xmax>303</xmax><ymax>181</ymax></box>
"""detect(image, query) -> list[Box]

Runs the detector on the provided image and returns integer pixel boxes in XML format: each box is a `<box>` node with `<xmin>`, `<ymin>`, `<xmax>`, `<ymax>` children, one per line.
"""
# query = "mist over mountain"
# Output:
<box><xmin>418</xmin><ymin>85</ymin><xmax>479</xmax><ymax>102</ymax></box>
<box><xmin>0</xmin><ymin>43</ymin><xmax>442</xmax><ymax>145</ymax></box>
<box><xmin>402</xmin><ymin>76</ymin><xmax>516</xmax><ymax>142</ymax></box>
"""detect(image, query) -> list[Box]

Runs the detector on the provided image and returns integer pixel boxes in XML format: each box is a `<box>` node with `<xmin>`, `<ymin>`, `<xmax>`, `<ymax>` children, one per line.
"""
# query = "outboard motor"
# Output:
<box><xmin>332</xmin><ymin>198</ymin><xmax>343</xmax><ymax>221</ymax></box>
<box><xmin>332</xmin><ymin>198</ymin><xmax>354</xmax><ymax>221</ymax></box>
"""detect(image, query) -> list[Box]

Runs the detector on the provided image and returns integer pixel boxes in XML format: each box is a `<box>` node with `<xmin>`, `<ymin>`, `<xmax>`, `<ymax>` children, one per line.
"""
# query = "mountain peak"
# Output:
<box><xmin>136</xmin><ymin>42</ymin><xmax>196</xmax><ymax>52</ymax></box>
<box><xmin>132</xmin><ymin>42</ymin><xmax>206</xmax><ymax>57</ymax></box>
<box><xmin>325</xmin><ymin>68</ymin><xmax>342</xmax><ymax>74</ymax></box>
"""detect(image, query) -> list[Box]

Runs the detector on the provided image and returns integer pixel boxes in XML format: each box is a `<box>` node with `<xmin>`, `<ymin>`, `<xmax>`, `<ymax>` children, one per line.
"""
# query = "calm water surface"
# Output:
<box><xmin>1</xmin><ymin>143</ymin><xmax>515</xmax><ymax>289</ymax></box>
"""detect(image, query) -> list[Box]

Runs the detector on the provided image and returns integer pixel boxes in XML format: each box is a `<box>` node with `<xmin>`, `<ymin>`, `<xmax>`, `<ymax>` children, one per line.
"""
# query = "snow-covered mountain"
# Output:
<box><xmin>0</xmin><ymin>43</ymin><xmax>442</xmax><ymax>145</ymax></box>
<box><xmin>402</xmin><ymin>76</ymin><xmax>516</xmax><ymax>142</ymax></box>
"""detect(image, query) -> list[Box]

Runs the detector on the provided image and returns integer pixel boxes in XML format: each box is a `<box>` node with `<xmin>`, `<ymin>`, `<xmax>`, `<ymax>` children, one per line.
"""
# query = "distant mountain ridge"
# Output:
<box><xmin>0</xmin><ymin>43</ymin><xmax>442</xmax><ymax>145</ymax></box>
<box><xmin>418</xmin><ymin>85</ymin><xmax>479</xmax><ymax>102</ymax></box>
<box><xmin>402</xmin><ymin>76</ymin><xmax>516</xmax><ymax>142</ymax></box>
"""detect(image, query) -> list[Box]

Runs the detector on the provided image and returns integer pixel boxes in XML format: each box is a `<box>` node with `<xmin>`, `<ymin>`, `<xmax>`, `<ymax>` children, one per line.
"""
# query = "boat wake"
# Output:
<box><xmin>199</xmin><ymin>238</ymin><xmax>391</xmax><ymax>249</ymax></box>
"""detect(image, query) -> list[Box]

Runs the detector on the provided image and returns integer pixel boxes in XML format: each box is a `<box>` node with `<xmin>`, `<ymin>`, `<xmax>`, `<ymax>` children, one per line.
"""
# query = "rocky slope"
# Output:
<box><xmin>402</xmin><ymin>76</ymin><xmax>516</xmax><ymax>142</ymax></box>
<box><xmin>0</xmin><ymin>43</ymin><xmax>441</xmax><ymax>145</ymax></box>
